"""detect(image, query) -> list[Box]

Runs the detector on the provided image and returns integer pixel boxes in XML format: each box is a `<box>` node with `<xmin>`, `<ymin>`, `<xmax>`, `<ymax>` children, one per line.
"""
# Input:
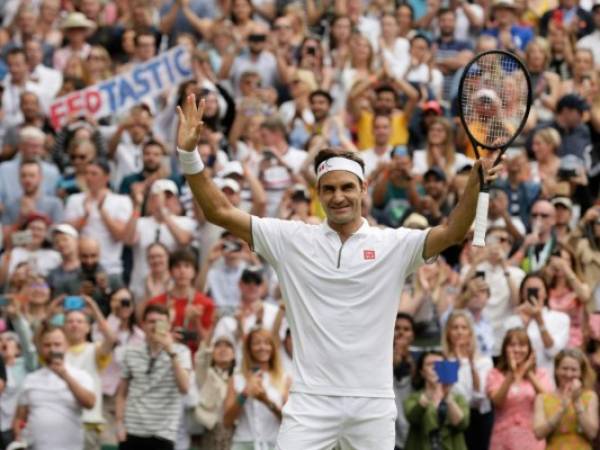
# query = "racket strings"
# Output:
<box><xmin>460</xmin><ymin>53</ymin><xmax>529</xmax><ymax>149</ymax></box>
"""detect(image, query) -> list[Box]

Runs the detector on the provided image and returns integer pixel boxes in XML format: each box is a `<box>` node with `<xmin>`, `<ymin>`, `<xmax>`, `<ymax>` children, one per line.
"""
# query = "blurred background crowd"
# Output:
<box><xmin>0</xmin><ymin>0</ymin><xmax>599</xmax><ymax>449</ymax></box>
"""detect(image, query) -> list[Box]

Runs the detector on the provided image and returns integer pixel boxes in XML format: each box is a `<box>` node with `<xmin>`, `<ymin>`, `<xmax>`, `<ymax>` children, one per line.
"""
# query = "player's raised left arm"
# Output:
<box><xmin>423</xmin><ymin>160</ymin><xmax>501</xmax><ymax>260</ymax></box>
<box><xmin>177</xmin><ymin>94</ymin><xmax>252</xmax><ymax>245</ymax></box>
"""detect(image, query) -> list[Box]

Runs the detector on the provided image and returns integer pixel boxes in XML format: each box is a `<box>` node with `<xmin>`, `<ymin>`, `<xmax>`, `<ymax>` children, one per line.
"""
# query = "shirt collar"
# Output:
<box><xmin>321</xmin><ymin>217</ymin><xmax>370</xmax><ymax>237</ymax></box>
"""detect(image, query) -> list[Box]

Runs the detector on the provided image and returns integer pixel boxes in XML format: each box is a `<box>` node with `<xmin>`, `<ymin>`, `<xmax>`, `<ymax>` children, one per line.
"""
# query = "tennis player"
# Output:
<box><xmin>176</xmin><ymin>94</ymin><xmax>501</xmax><ymax>449</ymax></box>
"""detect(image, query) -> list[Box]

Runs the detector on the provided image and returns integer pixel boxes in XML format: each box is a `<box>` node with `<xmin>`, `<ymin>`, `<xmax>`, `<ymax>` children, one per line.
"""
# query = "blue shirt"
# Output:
<box><xmin>482</xmin><ymin>26</ymin><xmax>534</xmax><ymax>51</ymax></box>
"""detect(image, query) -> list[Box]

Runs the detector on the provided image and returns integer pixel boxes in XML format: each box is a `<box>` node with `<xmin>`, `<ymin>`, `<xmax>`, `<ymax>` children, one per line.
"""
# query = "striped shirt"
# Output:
<box><xmin>121</xmin><ymin>343</ymin><xmax>191</xmax><ymax>442</ymax></box>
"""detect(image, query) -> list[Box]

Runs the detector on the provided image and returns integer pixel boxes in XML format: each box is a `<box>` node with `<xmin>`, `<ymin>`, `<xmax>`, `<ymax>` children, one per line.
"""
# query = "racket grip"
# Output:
<box><xmin>472</xmin><ymin>191</ymin><xmax>490</xmax><ymax>247</ymax></box>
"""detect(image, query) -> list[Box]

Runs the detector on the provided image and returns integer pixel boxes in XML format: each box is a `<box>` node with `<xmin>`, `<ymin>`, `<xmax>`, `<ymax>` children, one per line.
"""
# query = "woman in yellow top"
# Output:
<box><xmin>533</xmin><ymin>348</ymin><xmax>599</xmax><ymax>450</ymax></box>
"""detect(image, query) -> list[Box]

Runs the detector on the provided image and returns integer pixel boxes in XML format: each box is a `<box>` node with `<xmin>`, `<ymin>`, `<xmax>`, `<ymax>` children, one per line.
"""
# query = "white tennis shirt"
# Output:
<box><xmin>252</xmin><ymin>217</ymin><xmax>429</xmax><ymax>398</ymax></box>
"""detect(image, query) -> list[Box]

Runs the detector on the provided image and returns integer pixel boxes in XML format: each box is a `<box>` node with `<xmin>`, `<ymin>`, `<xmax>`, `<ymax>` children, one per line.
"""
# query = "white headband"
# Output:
<box><xmin>316</xmin><ymin>157</ymin><xmax>364</xmax><ymax>182</ymax></box>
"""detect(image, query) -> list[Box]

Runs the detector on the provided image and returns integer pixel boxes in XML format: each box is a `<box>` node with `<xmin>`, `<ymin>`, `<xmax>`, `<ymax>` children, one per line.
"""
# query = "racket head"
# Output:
<box><xmin>458</xmin><ymin>50</ymin><xmax>532</xmax><ymax>152</ymax></box>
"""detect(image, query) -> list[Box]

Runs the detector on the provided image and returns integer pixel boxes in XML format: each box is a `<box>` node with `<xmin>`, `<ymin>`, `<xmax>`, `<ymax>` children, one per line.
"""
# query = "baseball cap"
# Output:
<box><xmin>214</xmin><ymin>177</ymin><xmax>241</xmax><ymax>193</ymax></box>
<box><xmin>403</xmin><ymin>213</ymin><xmax>429</xmax><ymax>229</ymax></box>
<box><xmin>557</xmin><ymin>94</ymin><xmax>589</xmax><ymax>112</ymax></box>
<box><xmin>492</xmin><ymin>0</ymin><xmax>517</xmax><ymax>9</ymax></box>
<box><xmin>23</xmin><ymin>213</ymin><xmax>51</xmax><ymax>228</ymax></box>
<box><xmin>422</xmin><ymin>100</ymin><xmax>443</xmax><ymax>115</ymax></box>
<box><xmin>218</xmin><ymin>161</ymin><xmax>244</xmax><ymax>178</ymax></box>
<box><xmin>51</xmin><ymin>223</ymin><xmax>79</xmax><ymax>239</ymax></box>
<box><xmin>423</xmin><ymin>166</ymin><xmax>447</xmax><ymax>182</ymax></box>
<box><xmin>150</xmin><ymin>179</ymin><xmax>179</xmax><ymax>195</ymax></box>
<box><xmin>240</xmin><ymin>266</ymin><xmax>263</xmax><ymax>284</ymax></box>
<box><xmin>291</xmin><ymin>184</ymin><xmax>310</xmax><ymax>202</ymax></box>
<box><xmin>551</xmin><ymin>196</ymin><xmax>573</xmax><ymax>210</ymax></box>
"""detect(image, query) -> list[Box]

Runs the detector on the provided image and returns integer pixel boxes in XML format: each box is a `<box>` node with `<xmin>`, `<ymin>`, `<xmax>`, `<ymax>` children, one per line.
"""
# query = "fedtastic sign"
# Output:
<box><xmin>49</xmin><ymin>46</ymin><xmax>192</xmax><ymax>129</ymax></box>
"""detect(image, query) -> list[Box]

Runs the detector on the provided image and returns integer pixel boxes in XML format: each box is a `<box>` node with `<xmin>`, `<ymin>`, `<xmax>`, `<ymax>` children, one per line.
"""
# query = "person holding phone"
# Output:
<box><xmin>223</xmin><ymin>327</ymin><xmax>290</xmax><ymax>450</ymax></box>
<box><xmin>487</xmin><ymin>328</ymin><xmax>552</xmax><ymax>450</ymax></box>
<box><xmin>442</xmin><ymin>310</ymin><xmax>494</xmax><ymax>450</ymax></box>
<box><xmin>504</xmin><ymin>273</ymin><xmax>570</xmax><ymax>377</ymax></box>
<box><xmin>92</xmin><ymin>288</ymin><xmax>144</xmax><ymax>447</ymax></box>
<box><xmin>116</xmin><ymin>303</ymin><xmax>192</xmax><ymax>450</ymax></box>
<box><xmin>12</xmin><ymin>324</ymin><xmax>95</xmax><ymax>450</ymax></box>
<box><xmin>534</xmin><ymin>349</ymin><xmax>599</xmax><ymax>449</ymax></box>
<box><xmin>404</xmin><ymin>350</ymin><xmax>469</xmax><ymax>450</ymax></box>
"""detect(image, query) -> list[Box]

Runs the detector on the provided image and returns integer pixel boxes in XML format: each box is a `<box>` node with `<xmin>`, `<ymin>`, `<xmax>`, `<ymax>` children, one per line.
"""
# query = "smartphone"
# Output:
<box><xmin>155</xmin><ymin>319</ymin><xmax>169</xmax><ymax>335</ymax></box>
<box><xmin>306</xmin><ymin>46</ymin><xmax>317</xmax><ymax>55</ymax></box>
<box><xmin>558</xmin><ymin>168</ymin><xmax>577</xmax><ymax>180</ymax></box>
<box><xmin>263</xmin><ymin>149</ymin><xmax>275</xmax><ymax>160</ymax></box>
<box><xmin>178</xmin><ymin>329</ymin><xmax>198</xmax><ymax>342</ymax></box>
<box><xmin>64</xmin><ymin>296</ymin><xmax>85</xmax><ymax>311</ymax></box>
<box><xmin>0</xmin><ymin>296</ymin><xmax>9</xmax><ymax>307</ymax></box>
<box><xmin>223</xmin><ymin>240</ymin><xmax>243</xmax><ymax>253</ymax></box>
<box><xmin>11</xmin><ymin>230</ymin><xmax>32</xmax><ymax>247</ymax></box>
<box><xmin>434</xmin><ymin>360</ymin><xmax>459</xmax><ymax>385</ymax></box>
<box><xmin>475</xmin><ymin>270</ymin><xmax>485</xmax><ymax>280</ymax></box>
<box><xmin>526</xmin><ymin>287</ymin><xmax>539</xmax><ymax>303</ymax></box>
<box><xmin>49</xmin><ymin>351</ymin><xmax>64</xmax><ymax>361</ymax></box>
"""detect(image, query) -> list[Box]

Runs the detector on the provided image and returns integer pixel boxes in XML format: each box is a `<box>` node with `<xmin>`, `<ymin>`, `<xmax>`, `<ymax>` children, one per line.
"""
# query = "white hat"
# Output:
<box><xmin>150</xmin><ymin>179</ymin><xmax>179</xmax><ymax>195</ymax></box>
<box><xmin>214</xmin><ymin>178</ymin><xmax>240</xmax><ymax>193</ymax></box>
<box><xmin>492</xmin><ymin>0</ymin><xmax>517</xmax><ymax>9</ymax></box>
<box><xmin>61</xmin><ymin>12</ymin><xmax>96</xmax><ymax>30</ymax></box>
<box><xmin>218</xmin><ymin>161</ymin><xmax>244</xmax><ymax>178</ymax></box>
<box><xmin>51</xmin><ymin>223</ymin><xmax>79</xmax><ymax>239</ymax></box>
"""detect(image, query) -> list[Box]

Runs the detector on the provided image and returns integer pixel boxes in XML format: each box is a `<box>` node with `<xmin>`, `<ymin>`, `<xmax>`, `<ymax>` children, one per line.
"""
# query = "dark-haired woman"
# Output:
<box><xmin>404</xmin><ymin>350</ymin><xmax>470</xmax><ymax>450</ymax></box>
<box><xmin>504</xmin><ymin>272</ymin><xmax>570</xmax><ymax>377</ymax></box>
<box><xmin>93</xmin><ymin>288</ymin><xmax>144</xmax><ymax>445</ymax></box>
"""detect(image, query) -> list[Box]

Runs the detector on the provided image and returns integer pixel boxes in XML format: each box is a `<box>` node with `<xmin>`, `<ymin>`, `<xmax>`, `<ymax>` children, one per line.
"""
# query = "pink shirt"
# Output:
<box><xmin>487</xmin><ymin>367</ymin><xmax>552</xmax><ymax>450</ymax></box>
<box><xmin>549</xmin><ymin>289</ymin><xmax>584</xmax><ymax>348</ymax></box>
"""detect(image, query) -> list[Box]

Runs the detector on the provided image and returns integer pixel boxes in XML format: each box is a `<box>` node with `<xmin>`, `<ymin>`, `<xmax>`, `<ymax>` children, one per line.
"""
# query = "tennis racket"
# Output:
<box><xmin>458</xmin><ymin>50</ymin><xmax>532</xmax><ymax>247</ymax></box>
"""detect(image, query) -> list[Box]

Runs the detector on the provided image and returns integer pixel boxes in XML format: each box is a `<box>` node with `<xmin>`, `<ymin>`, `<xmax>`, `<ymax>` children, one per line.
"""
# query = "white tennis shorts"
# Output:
<box><xmin>276</xmin><ymin>393</ymin><xmax>396</xmax><ymax>450</ymax></box>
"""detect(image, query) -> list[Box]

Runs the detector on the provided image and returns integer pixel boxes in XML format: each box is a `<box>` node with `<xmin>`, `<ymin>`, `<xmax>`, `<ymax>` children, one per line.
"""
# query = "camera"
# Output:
<box><xmin>306</xmin><ymin>46</ymin><xmax>317</xmax><ymax>55</ymax></box>
<box><xmin>223</xmin><ymin>240</ymin><xmax>243</xmax><ymax>253</ymax></box>
<box><xmin>558</xmin><ymin>168</ymin><xmax>577</xmax><ymax>180</ymax></box>
<box><xmin>475</xmin><ymin>270</ymin><xmax>485</xmax><ymax>280</ymax></box>
<box><xmin>526</xmin><ymin>287</ymin><xmax>539</xmax><ymax>303</ymax></box>
<box><xmin>120</xmin><ymin>298</ymin><xmax>131</xmax><ymax>308</ymax></box>
<box><xmin>11</xmin><ymin>230</ymin><xmax>32</xmax><ymax>247</ymax></box>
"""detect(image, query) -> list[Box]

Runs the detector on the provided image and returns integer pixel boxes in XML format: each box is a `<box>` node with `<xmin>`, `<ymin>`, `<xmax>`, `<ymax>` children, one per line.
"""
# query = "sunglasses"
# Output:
<box><xmin>71</xmin><ymin>154</ymin><xmax>88</xmax><ymax>160</ymax></box>
<box><xmin>531</xmin><ymin>212</ymin><xmax>550</xmax><ymax>219</ymax></box>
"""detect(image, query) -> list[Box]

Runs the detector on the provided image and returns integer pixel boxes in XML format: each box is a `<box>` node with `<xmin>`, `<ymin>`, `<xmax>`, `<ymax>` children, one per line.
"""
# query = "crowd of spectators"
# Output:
<box><xmin>0</xmin><ymin>0</ymin><xmax>599</xmax><ymax>449</ymax></box>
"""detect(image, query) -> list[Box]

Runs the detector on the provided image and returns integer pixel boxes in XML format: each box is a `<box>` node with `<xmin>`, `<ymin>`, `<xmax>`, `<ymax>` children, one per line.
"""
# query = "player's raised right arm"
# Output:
<box><xmin>177</xmin><ymin>94</ymin><xmax>252</xmax><ymax>245</ymax></box>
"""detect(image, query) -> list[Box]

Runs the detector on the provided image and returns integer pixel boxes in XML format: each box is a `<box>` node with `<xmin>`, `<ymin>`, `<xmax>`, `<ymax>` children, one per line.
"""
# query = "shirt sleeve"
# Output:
<box><xmin>395</xmin><ymin>227</ymin><xmax>430</xmax><ymax>275</ymax></box>
<box><xmin>251</xmin><ymin>216</ymin><xmax>302</xmax><ymax>268</ymax></box>
<box><xmin>121</xmin><ymin>346</ymin><xmax>132</xmax><ymax>380</ymax></box>
<box><xmin>544</xmin><ymin>311</ymin><xmax>570</xmax><ymax>359</ymax></box>
<box><xmin>485</xmin><ymin>368</ymin><xmax>504</xmax><ymax>398</ymax></box>
<box><xmin>176</xmin><ymin>345</ymin><xmax>192</xmax><ymax>371</ymax></box>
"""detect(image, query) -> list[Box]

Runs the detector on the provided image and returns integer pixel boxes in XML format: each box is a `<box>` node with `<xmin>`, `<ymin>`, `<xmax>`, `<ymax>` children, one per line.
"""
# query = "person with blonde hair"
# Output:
<box><xmin>223</xmin><ymin>328</ymin><xmax>290</xmax><ymax>450</ymax></box>
<box><xmin>529</xmin><ymin>127</ymin><xmax>561</xmax><ymax>197</ymax></box>
<box><xmin>442</xmin><ymin>310</ymin><xmax>494</xmax><ymax>450</ymax></box>
<box><xmin>412</xmin><ymin>117</ymin><xmax>470</xmax><ymax>180</ymax></box>
<box><xmin>526</xmin><ymin>37</ymin><xmax>561</xmax><ymax>121</ymax></box>
<box><xmin>534</xmin><ymin>348</ymin><xmax>599</xmax><ymax>449</ymax></box>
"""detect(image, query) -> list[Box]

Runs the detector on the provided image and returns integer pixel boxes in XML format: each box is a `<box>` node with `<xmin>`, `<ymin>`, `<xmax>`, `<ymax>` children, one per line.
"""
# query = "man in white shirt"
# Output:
<box><xmin>13</xmin><ymin>325</ymin><xmax>95</xmax><ymax>450</ymax></box>
<box><xmin>24</xmin><ymin>38</ymin><xmax>62</xmax><ymax>99</ymax></box>
<box><xmin>1</xmin><ymin>48</ymin><xmax>47</xmax><ymax>129</ymax></box>
<box><xmin>174</xmin><ymin>94</ymin><xmax>501</xmax><ymax>449</ymax></box>
<box><xmin>124</xmin><ymin>179</ymin><xmax>196</xmax><ymax>298</ymax></box>
<box><xmin>65</xmin><ymin>159</ymin><xmax>133</xmax><ymax>275</ymax></box>
<box><xmin>577</xmin><ymin>3</ymin><xmax>600</xmax><ymax>68</ymax></box>
<box><xmin>257</xmin><ymin>117</ymin><xmax>306</xmax><ymax>217</ymax></box>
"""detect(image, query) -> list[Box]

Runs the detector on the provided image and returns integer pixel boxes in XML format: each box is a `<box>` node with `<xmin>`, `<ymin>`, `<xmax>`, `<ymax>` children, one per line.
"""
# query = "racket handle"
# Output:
<box><xmin>472</xmin><ymin>191</ymin><xmax>490</xmax><ymax>247</ymax></box>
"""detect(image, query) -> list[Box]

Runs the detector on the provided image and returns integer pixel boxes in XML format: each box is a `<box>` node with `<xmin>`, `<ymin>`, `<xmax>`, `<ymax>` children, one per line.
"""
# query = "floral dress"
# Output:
<box><xmin>486</xmin><ymin>368</ymin><xmax>552</xmax><ymax>450</ymax></box>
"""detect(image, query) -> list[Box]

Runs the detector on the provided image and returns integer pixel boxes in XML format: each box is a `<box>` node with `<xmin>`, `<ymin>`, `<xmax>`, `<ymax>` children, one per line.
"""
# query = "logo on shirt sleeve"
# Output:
<box><xmin>363</xmin><ymin>249</ymin><xmax>376</xmax><ymax>260</ymax></box>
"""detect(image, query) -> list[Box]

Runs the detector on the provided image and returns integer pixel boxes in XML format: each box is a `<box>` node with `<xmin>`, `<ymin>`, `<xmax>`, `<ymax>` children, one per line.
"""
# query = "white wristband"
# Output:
<box><xmin>177</xmin><ymin>147</ymin><xmax>205</xmax><ymax>175</ymax></box>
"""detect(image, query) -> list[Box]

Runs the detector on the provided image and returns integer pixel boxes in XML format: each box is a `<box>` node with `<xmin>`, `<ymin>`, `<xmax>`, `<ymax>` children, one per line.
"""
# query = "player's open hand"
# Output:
<box><xmin>176</xmin><ymin>94</ymin><xmax>205</xmax><ymax>151</ymax></box>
